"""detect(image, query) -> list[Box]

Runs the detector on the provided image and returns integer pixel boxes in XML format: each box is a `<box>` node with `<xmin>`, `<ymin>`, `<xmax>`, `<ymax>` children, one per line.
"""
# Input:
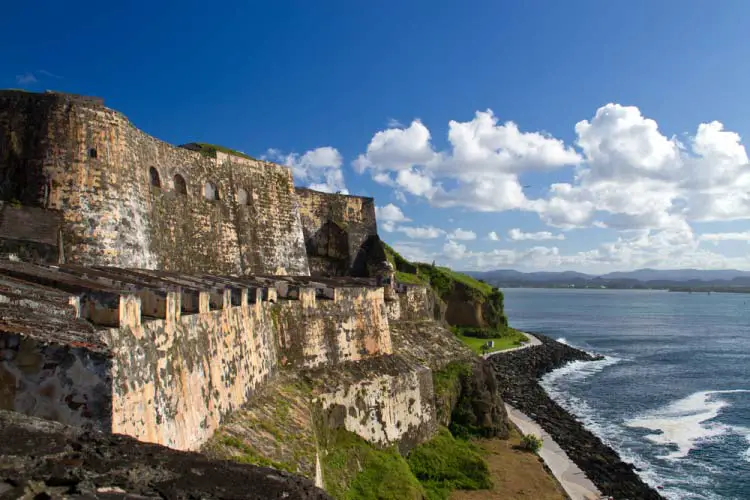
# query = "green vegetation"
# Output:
<box><xmin>407</xmin><ymin>427</ymin><xmax>492</xmax><ymax>500</ymax></box>
<box><xmin>433</xmin><ymin>266</ymin><xmax>493</xmax><ymax>295</ymax></box>
<box><xmin>219</xmin><ymin>435</ymin><xmax>298</xmax><ymax>473</ymax></box>
<box><xmin>432</xmin><ymin>361</ymin><xmax>472</xmax><ymax>427</ymax></box>
<box><xmin>187</xmin><ymin>142</ymin><xmax>255</xmax><ymax>160</ymax></box>
<box><xmin>455</xmin><ymin>330</ymin><xmax>527</xmax><ymax>355</ymax></box>
<box><xmin>202</xmin><ymin>376</ymin><xmax>318</xmax><ymax>479</ymax></box>
<box><xmin>383</xmin><ymin>242</ymin><xmax>508</xmax><ymax>330</ymax></box>
<box><xmin>320</xmin><ymin>429</ymin><xmax>425</xmax><ymax>500</ymax></box>
<box><xmin>433</xmin><ymin>361</ymin><xmax>471</xmax><ymax>398</ymax></box>
<box><xmin>395</xmin><ymin>270</ymin><xmax>428</xmax><ymax>285</ymax></box>
<box><xmin>320</xmin><ymin>426</ymin><xmax>491</xmax><ymax>500</ymax></box>
<box><xmin>520</xmin><ymin>434</ymin><xmax>543</xmax><ymax>453</ymax></box>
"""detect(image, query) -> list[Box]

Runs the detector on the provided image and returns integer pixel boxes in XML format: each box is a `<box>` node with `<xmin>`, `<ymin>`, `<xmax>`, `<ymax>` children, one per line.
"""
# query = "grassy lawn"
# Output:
<box><xmin>457</xmin><ymin>329</ymin><xmax>528</xmax><ymax>355</ymax></box>
<box><xmin>450</xmin><ymin>429</ymin><xmax>566</xmax><ymax>500</ymax></box>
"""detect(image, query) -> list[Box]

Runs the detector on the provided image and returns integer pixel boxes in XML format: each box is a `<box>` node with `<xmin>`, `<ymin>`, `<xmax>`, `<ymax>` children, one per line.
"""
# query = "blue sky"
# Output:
<box><xmin>6</xmin><ymin>0</ymin><xmax>750</xmax><ymax>272</ymax></box>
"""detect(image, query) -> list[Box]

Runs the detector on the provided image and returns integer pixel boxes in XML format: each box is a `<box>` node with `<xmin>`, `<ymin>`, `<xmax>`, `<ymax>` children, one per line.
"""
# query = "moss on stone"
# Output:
<box><xmin>432</xmin><ymin>361</ymin><xmax>471</xmax><ymax>426</ymax></box>
<box><xmin>319</xmin><ymin>428</ymin><xmax>425</xmax><ymax>500</ymax></box>
<box><xmin>218</xmin><ymin>435</ymin><xmax>298</xmax><ymax>473</ymax></box>
<box><xmin>184</xmin><ymin>142</ymin><xmax>255</xmax><ymax>160</ymax></box>
<box><xmin>201</xmin><ymin>375</ymin><xmax>318</xmax><ymax>479</ymax></box>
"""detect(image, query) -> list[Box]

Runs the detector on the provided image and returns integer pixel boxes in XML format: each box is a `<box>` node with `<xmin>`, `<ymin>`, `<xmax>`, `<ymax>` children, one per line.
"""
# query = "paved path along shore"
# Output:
<box><xmin>487</xmin><ymin>333</ymin><xmax>605</xmax><ymax>500</ymax></box>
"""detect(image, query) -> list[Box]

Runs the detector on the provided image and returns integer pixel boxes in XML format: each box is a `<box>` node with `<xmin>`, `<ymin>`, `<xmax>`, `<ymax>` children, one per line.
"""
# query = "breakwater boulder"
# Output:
<box><xmin>490</xmin><ymin>334</ymin><xmax>663</xmax><ymax>500</ymax></box>
<box><xmin>0</xmin><ymin>410</ymin><xmax>330</xmax><ymax>500</ymax></box>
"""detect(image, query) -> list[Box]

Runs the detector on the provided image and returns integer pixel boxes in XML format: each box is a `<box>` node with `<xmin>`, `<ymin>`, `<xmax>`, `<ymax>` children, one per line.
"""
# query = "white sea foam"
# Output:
<box><xmin>541</xmin><ymin>355</ymin><xmax>622</xmax><ymax>387</ymax></box>
<box><xmin>624</xmin><ymin>390</ymin><xmax>750</xmax><ymax>460</ymax></box>
<box><xmin>556</xmin><ymin>336</ymin><xmax>568</xmax><ymax>345</ymax></box>
<box><xmin>540</xmin><ymin>357</ymin><xmax>742</xmax><ymax>499</ymax></box>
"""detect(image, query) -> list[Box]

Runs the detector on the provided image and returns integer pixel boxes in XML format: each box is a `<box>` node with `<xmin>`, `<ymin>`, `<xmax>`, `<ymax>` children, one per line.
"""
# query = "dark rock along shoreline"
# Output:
<box><xmin>490</xmin><ymin>334</ymin><xmax>664</xmax><ymax>500</ymax></box>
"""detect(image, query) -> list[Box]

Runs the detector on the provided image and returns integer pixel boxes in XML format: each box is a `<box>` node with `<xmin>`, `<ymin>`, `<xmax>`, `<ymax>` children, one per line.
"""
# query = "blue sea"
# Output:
<box><xmin>504</xmin><ymin>288</ymin><xmax>750</xmax><ymax>500</ymax></box>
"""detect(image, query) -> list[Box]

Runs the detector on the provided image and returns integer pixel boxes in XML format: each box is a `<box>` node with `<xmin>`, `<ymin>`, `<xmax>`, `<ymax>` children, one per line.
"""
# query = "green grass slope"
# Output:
<box><xmin>384</xmin><ymin>242</ymin><xmax>526</xmax><ymax>351</ymax></box>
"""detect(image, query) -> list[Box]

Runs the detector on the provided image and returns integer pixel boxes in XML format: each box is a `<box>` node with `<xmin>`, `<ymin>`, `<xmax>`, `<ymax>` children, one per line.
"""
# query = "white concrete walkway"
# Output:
<box><xmin>505</xmin><ymin>404</ymin><xmax>604</xmax><ymax>500</ymax></box>
<box><xmin>488</xmin><ymin>332</ymin><xmax>606</xmax><ymax>500</ymax></box>
<box><xmin>483</xmin><ymin>331</ymin><xmax>542</xmax><ymax>359</ymax></box>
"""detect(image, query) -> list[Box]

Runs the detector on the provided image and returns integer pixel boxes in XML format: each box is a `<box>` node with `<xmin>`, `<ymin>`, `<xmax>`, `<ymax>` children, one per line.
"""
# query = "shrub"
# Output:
<box><xmin>320</xmin><ymin>429</ymin><xmax>424</xmax><ymax>500</ymax></box>
<box><xmin>520</xmin><ymin>433</ymin><xmax>543</xmax><ymax>453</ymax></box>
<box><xmin>407</xmin><ymin>427</ymin><xmax>492</xmax><ymax>500</ymax></box>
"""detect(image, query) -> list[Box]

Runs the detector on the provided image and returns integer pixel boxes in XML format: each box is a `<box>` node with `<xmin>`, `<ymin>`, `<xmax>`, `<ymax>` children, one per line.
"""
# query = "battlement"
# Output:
<box><xmin>0</xmin><ymin>260</ymin><xmax>403</xmax><ymax>449</ymax></box>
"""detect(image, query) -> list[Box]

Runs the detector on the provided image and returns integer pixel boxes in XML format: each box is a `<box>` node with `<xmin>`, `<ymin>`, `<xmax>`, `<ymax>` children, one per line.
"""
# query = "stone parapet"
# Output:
<box><xmin>0</xmin><ymin>261</ymin><xmax>399</xmax><ymax>450</ymax></box>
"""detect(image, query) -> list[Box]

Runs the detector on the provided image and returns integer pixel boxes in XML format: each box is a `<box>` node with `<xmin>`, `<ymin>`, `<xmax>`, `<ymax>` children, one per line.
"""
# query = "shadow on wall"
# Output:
<box><xmin>0</xmin><ymin>334</ymin><xmax>113</xmax><ymax>434</ymax></box>
<box><xmin>307</xmin><ymin>221</ymin><xmax>350</xmax><ymax>277</ymax></box>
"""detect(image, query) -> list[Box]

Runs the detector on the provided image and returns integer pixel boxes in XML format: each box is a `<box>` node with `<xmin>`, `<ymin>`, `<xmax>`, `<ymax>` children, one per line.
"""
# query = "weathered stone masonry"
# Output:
<box><xmin>0</xmin><ymin>261</ymin><xmax>435</xmax><ymax>451</ymax></box>
<box><xmin>0</xmin><ymin>89</ymin><xmax>446</xmax><ymax>461</ymax></box>
<box><xmin>295</xmin><ymin>187</ymin><xmax>379</xmax><ymax>277</ymax></box>
<box><xmin>0</xmin><ymin>90</ymin><xmax>309</xmax><ymax>275</ymax></box>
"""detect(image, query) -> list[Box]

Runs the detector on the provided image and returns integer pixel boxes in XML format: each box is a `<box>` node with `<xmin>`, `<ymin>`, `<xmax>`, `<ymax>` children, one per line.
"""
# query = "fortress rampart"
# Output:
<box><xmin>0</xmin><ymin>260</ymin><xmax>433</xmax><ymax>451</ymax></box>
<box><xmin>0</xmin><ymin>90</ymin><xmax>322</xmax><ymax>275</ymax></box>
<box><xmin>295</xmin><ymin>188</ymin><xmax>379</xmax><ymax>276</ymax></box>
<box><xmin>0</xmin><ymin>90</ymin><xmax>457</xmax><ymax>472</ymax></box>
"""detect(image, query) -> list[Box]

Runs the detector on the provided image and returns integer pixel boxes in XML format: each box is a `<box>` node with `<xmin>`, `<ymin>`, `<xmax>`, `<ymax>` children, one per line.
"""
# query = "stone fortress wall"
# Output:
<box><xmin>0</xmin><ymin>90</ymin><xmax>444</xmax><ymax>460</ymax></box>
<box><xmin>0</xmin><ymin>90</ymin><xmax>311</xmax><ymax>275</ymax></box>
<box><xmin>295</xmin><ymin>187</ymin><xmax>379</xmax><ymax>277</ymax></box>
<box><xmin>0</xmin><ymin>261</ymin><xmax>431</xmax><ymax>451</ymax></box>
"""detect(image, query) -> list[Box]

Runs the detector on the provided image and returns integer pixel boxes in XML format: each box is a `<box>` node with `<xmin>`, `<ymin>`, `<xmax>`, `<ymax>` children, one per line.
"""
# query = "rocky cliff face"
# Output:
<box><xmin>444</xmin><ymin>281</ymin><xmax>506</xmax><ymax>330</ymax></box>
<box><xmin>0</xmin><ymin>410</ymin><xmax>329</xmax><ymax>500</ymax></box>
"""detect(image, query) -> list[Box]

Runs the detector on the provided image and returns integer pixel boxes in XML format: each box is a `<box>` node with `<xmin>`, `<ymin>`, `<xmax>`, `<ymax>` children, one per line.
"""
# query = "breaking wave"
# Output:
<box><xmin>624</xmin><ymin>390</ymin><xmax>750</xmax><ymax>460</ymax></box>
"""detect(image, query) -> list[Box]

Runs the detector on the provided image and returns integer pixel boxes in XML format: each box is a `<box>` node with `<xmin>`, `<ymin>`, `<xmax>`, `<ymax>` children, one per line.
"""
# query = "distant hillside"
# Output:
<box><xmin>600</xmin><ymin>268</ymin><xmax>750</xmax><ymax>282</ymax></box>
<box><xmin>466</xmin><ymin>267</ymin><xmax>750</xmax><ymax>292</ymax></box>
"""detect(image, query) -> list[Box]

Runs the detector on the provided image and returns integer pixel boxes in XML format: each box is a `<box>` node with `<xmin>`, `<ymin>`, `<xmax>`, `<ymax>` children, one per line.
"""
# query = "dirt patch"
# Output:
<box><xmin>451</xmin><ymin>428</ymin><xmax>566</xmax><ymax>500</ymax></box>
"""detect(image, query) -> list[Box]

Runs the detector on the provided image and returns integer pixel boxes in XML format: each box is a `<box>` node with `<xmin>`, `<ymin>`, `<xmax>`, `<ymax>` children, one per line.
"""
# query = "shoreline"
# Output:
<box><xmin>489</xmin><ymin>333</ymin><xmax>664</xmax><ymax>500</ymax></box>
<box><xmin>505</xmin><ymin>403</ymin><xmax>602</xmax><ymax>500</ymax></box>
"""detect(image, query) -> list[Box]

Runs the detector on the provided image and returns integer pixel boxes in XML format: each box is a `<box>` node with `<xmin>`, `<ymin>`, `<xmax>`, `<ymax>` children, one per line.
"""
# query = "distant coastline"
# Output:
<box><xmin>466</xmin><ymin>267</ymin><xmax>750</xmax><ymax>295</ymax></box>
<box><xmin>495</xmin><ymin>283</ymin><xmax>750</xmax><ymax>294</ymax></box>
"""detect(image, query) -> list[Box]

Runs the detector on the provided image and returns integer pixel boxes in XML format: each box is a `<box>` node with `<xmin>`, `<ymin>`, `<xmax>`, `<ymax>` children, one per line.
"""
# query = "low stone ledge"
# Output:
<box><xmin>0</xmin><ymin>410</ymin><xmax>330</xmax><ymax>500</ymax></box>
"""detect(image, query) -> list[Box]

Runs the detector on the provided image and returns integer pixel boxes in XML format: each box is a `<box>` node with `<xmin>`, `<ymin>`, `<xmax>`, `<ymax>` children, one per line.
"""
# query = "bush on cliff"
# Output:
<box><xmin>320</xmin><ymin>428</ymin><xmax>425</xmax><ymax>500</ymax></box>
<box><xmin>406</xmin><ymin>427</ymin><xmax>491</xmax><ymax>500</ymax></box>
<box><xmin>520</xmin><ymin>434</ymin><xmax>543</xmax><ymax>453</ymax></box>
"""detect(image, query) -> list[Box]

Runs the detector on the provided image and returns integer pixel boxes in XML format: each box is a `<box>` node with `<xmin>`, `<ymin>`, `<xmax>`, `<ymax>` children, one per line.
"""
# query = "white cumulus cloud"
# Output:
<box><xmin>397</xmin><ymin>226</ymin><xmax>446</xmax><ymax>239</ymax></box>
<box><xmin>265</xmin><ymin>146</ymin><xmax>347</xmax><ymax>194</ymax></box>
<box><xmin>353</xmin><ymin>111</ymin><xmax>580</xmax><ymax>210</ymax></box>
<box><xmin>508</xmin><ymin>228</ymin><xmax>565</xmax><ymax>241</ymax></box>
<box><xmin>375</xmin><ymin>204</ymin><xmax>410</xmax><ymax>232</ymax></box>
<box><xmin>354</xmin><ymin>103</ymin><xmax>750</xmax><ymax>237</ymax></box>
<box><xmin>699</xmin><ymin>231</ymin><xmax>750</xmax><ymax>243</ymax></box>
<box><xmin>447</xmin><ymin>228</ymin><xmax>477</xmax><ymax>241</ymax></box>
<box><xmin>488</xmin><ymin>231</ymin><xmax>500</xmax><ymax>241</ymax></box>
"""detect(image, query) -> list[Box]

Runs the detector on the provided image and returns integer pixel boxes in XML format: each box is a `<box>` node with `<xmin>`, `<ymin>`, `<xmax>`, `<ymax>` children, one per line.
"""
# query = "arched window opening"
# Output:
<box><xmin>89</xmin><ymin>148</ymin><xmax>97</xmax><ymax>159</ymax></box>
<box><xmin>149</xmin><ymin>167</ymin><xmax>161</xmax><ymax>188</ymax></box>
<box><xmin>237</xmin><ymin>188</ymin><xmax>248</xmax><ymax>205</ymax></box>
<box><xmin>204</xmin><ymin>181</ymin><xmax>219</xmax><ymax>201</ymax></box>
<box><xmin>174</xmin><ymin>174</ymin><xmax>187</xmax><ymax>196</ymax></box>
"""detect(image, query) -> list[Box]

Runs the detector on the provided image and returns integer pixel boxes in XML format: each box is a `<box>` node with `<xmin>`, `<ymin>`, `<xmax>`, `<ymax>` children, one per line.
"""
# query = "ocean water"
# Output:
<box><xmin>503</xmin><ymin>288</ymin><xmax>750</xmax><ymax>500</ymax></box>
